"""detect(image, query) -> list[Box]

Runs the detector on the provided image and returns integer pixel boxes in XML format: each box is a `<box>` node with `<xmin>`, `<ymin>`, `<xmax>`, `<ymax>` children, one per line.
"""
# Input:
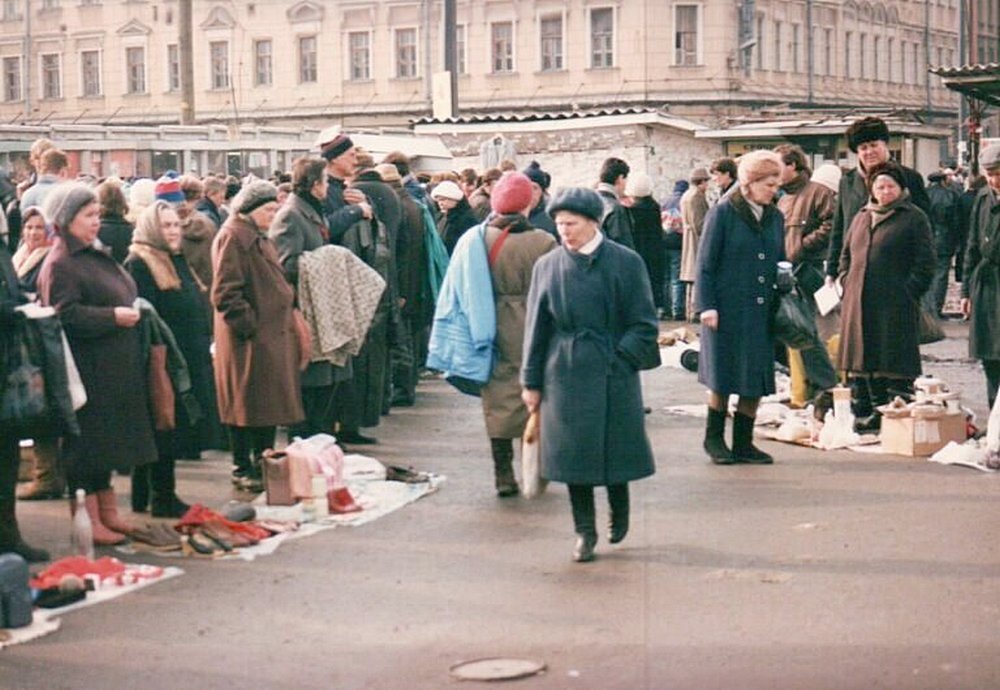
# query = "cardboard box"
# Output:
<box><xmin>880</xmin><ymin>413</ymin><xmax>966</xmax><ymax>457</ymax></box>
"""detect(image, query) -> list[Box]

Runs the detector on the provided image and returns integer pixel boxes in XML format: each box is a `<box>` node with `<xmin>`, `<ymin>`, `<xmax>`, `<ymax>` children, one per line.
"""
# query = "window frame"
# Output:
<box><xmin>298</xmin><ymin>35</ymin><xmax>318</xmax><ymax>84</ymax></box>
<box><xmin>2</xmin><ymin>55</ymin><xmax>21</xmax><ymax>102</ymax></box>
<box><xmin>253</xmin><ymin>38</ymin><xmax>273</xmax><ymax>87</ymax></box>
<box><xmin>79</xmin><ymin>48</ymin><xmax>102</xmax><ymax>97</ymax></box>
<box><xmin>125</xmin><ymin>45</ymin><xmax>146</xmax><ymax>94</ymax></box>
<box><xmin>40</xmin><ymin>52</ymin><xmax>62</xmax><ymax>99</ymax></box>
<box><xmin>166</xmin><ymin>43</ymin><xmax>179</xmax><ymax>92</ymax></box>
<box><xmin>347</xmin><ymin>30</ymin><xmax>372</xmax><ymax>82</ymax></box>
<box><xmin>490</xmin><ymin>20</ymin><xmax>515</xmax><ymax>74</ymax></box>
<box><xmin>673</xmin><ymin>3</ymin><xmax>702</xmax><ymax>67</ymax></box>
<box><xmin>589</xmin><ymin>6</ymin><xmax>615</xmax><ymax>69</ymax></box>
<box><xmin>394</xmin><ymin>26</ymin><xmax>419</xmax><ymax>79</ymax></box>
<box><xmin>209</xmin><ymin>40</ymin><xmax>230</xmax><ymax>91</ymax></box>
<box><xmin>538</xmin><ymin>12</ymin><xmax>564</xmax><ymax>72</ymax></box>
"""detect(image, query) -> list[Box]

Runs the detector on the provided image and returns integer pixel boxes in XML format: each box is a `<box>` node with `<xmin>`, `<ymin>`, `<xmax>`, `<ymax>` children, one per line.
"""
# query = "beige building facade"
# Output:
<box><xmin>0</xmin><ymin>1</ymin><xmax>994</xmax><ymax>132</ymax></box>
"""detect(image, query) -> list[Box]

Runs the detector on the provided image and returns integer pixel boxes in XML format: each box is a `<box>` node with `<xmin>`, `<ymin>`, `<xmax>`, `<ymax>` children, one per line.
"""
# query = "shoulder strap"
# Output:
<box><xmin>487</xmin><ymin>227</ymin><xmax>512</xmax><ymax>267</ymax></box>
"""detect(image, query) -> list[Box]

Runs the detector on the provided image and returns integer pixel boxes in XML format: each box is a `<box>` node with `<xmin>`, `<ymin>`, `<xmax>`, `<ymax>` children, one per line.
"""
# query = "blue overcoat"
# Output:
<box><xmin>521</xmin><ymin>238</ymin><xmax>659</xmax><ymax>486</ymax></box>
<box><xmin>695</xmin><ymin>188</ymin><xmax>785</xmax><ymax>397</ymax></box>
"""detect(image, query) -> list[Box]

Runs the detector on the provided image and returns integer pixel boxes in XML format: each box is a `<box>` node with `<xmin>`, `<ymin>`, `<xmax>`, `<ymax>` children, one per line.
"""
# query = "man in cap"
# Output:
<box><xmin>826</xmin><ymin>116</ymin><xmax>930</xmax><ymax>281</ymax></box>
<box><xmin>317</xmin><ymin>126</ymin><xmax>373</xmax><ymax>243</ymax></box>
<box><xmin>960</xmin><ymin>143</ymin><xmax>1000</xmax><ymax>410</ymax></box>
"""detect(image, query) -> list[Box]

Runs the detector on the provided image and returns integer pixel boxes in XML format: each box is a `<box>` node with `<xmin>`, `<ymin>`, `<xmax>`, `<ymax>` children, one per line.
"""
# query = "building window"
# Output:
<box><xmin>80</xmin><ymin>49</ymin><xmax>101</xmax><ymax>97</ymax></box>
<box><xmin>874</xmin><ymin>36</ymin><xmax>881</xmax><ymax>80</ymax></box>
<box><xmin>901</xmin><ymin>40</ymin><xmax>908</xmax><ymax>83</ymax></box>
<box><xmin>299</xmin><ymin>36</ymin><xmax>317</xmax><ymax>83</ymax></box>
<box><xmin>167</xmin><ymin>44</ymin><xmax>179</xmax><ymax>92</ymax></box>
<box><xmin>254</xmin><ymin>39</ymin><xmax>272</xmax><ymax>86</ymax></box>
<box><xmin>887</xmin><ymin>37</ymin><xmax>895</xmax><ymax>82</ymax></box>
<box><xmin>210</xmin><ymin>41</ymin><xmax>229</xmax><ymax>90</ymax></box>
<box><xmin>455</xmin><ymin>24</ymin><xmax>466</xmax><ymax>75</ymax></box>
<box><xmin>674</xmin><ymin>5</ymin><xmax>699</xmax><ymax>66</ymax></box>
<box><xmin>540</xmin><ymin>15</ymin><xmax>563</xmax><ymax>71</ymax></box>
<box><xmin>859</xmin><ymin>33</ymin><xmax>867</xmax><ymax>79</ymax></box>
<box><xmin>126</xmin><ymin>46</ymin><xmax>145</xmax><ymax>94</ymax></box>
<box><xmin>824</xmin><ymin>27</ymin><xmax>833</xmax><ymax>76</ymax></box>
<box><xmin>912</xmin><ymin>42</ymin><xmax>919</xmax><ymax>84</ymax></box>
<box><xmin>395</xmin><ymin>28</ymin><xmax>417</xmax><ymax>78</ymax></box>
<box><xmin>2</xmin><ymin>56</ymin><xmax>20</xmax><ymax>102</ymax></box>
<box><xmin>590</xmin><ymin>7</ymin><xmax>614</xmax><ymax>68</ymax></box>
<box><xmin>2</xmin><ymin>0</ymin><xmax>21</xmax><ymax>21</ymax></box>
<box><xmin>790</xmin><ymin>23</ymin><xmax>800</xmax><ymax>72</ymax></box>
<box><xmin>844</xmin><ymin>30</ymin><xmax>852</xmax><ymax>78</ymax></box>
<box><xmin>348</xmin><ymin>31</ymin><xmax>370</xmax><ymax>81</ymax></box>
<box><xmin>41</xmin><ymin>53</ymin><xmax>60</xmax><ymax>99</ymax></box>
<box><xmin>773</xmin><ymin>20</ymin><xmax>782</xmax><ymax>71</ymax></box>
<box><xmin>755</xmin><ymin>14</ymin><xmax>764</xmax><ymax>70</ymax></box>
<box><xmin>491</xmin><ymin>21</ymin><xmax>514</xmax><ymax>73</ymax></box>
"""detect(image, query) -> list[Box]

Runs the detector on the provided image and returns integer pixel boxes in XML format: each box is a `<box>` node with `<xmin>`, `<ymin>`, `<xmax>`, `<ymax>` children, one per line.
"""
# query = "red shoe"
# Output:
<box><xmin>327</xmin><ymin>487</ymin><xmax>362</xmax><ymax>514</ymax></box>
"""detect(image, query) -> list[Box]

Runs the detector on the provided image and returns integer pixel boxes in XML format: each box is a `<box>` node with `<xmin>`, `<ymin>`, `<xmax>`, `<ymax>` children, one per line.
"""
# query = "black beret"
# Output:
<box><xmin>866</xmin><ymin>161</ymin><xmax>906</xmax><ymax>193</ymax></box>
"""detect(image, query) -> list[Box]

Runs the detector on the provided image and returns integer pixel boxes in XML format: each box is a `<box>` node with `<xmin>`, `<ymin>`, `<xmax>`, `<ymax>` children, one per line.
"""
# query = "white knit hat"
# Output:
<box><xmin>811</xmin><ymin>163</ymin><xmax>843</xmax><ymax>194</ymax></box>
<box><xmin>625</xmin><ymin>171</ymin><xmax>653</xmax><ymax>198</ymax></box>
<box><xmin>430</xmin><ymin>180</ymin><xmax>464</xmax><ymax>202</ymax></box>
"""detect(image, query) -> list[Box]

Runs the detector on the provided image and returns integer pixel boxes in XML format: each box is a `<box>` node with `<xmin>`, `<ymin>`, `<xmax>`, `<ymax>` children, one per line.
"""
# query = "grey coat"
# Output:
<box><xmin>521</xmin><ymin>239</ymin><xmax>659</xmax><ymax>486</ymax></box>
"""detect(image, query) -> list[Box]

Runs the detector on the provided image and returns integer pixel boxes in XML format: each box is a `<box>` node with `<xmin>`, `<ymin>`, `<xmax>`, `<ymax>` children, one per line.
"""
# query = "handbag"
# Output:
<box><xmin>147</xmin><ymin>344</ymin><xmax>176</xmax><ymax>431</ymax></box>
<box><xmin>917</xmin><ymin>308</ymin><xmax>945</xmax><ymax>345</ymax></box>
<box><xmin>291</xmin><ymin>309</ymin><xmax>312</xmax><ymax>371</ymax></box>
<box><xmin>0</xmin><ymin>318</ymin><xmax>47</xmax><ymax>426</ymax></box>
<box><xmin>773</xmin><ymin>288</ymin><xmax>818</xmax><ymax>350</ymax></box>
<box><xmin>520</xmin><ymin>411</ymin><xmax>548</xmax><ymax>499</ymax></box>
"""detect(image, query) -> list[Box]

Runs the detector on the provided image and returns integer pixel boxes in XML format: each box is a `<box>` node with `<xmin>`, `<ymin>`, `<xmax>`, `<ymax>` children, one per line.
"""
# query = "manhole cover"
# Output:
<box><xmin>449</xmin><ymin>657</ymin><xmax>547</xmax><ymax>681</ymax></box>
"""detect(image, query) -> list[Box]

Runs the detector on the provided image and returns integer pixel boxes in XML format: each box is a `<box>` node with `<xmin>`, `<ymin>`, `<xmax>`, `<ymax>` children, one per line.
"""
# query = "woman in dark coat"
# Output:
<box><xmin>626</xmin><ymin>173</ymin><xmax>666</xmax><ymax>316</ymax></box>
<box><xmin>521</xmin><ymin>187</ymin><xmax>659</xmax><ymax>563</ymax></box>
<box><xmin>480</xmin><ymin>173</ymin><xmax>556</xmax><ymax>497</ymax></box>
<box><xmin>96</xmin><ymin>179</ymin><xmax>134</xmax><ymax>264</ymax></box>
<box><xmin>125</xmin><ymin>201</ymin><xmax>208</xmax><ymax>516</ymax></box>
<box><xmin>269</xmin><ymin>156</ymin><xmax>339</xmax><ymax>440</ymax></box>
<box><xmin>695</xmin><ymin>151</ymin><xmax>785</xmax><ymax>465</ymax></box>
<box><xmin>211</xmin><ymin>181</ymin><xmax>304</xmax><ymax>491</ymax></box>
<box><xmin>38</xmin><ymin>183</ymin><xmax>157</xmax><ymax>545</ymax></box>
<box><xmin>838</xmin><ymin>161</ymin><xmax>935</xmax><ymax>420</ymax></box>
<box><xmin>431</xmin><ymin>181</ymin><xmax>480</xmax><ymax>255</ymax></box>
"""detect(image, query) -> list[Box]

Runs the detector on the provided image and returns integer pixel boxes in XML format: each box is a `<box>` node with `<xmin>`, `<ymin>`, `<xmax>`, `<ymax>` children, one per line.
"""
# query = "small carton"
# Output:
<box><xmin>880</xmin><ymin>413</ymin><xmax>966</xmax><ymax>457</ymax></box>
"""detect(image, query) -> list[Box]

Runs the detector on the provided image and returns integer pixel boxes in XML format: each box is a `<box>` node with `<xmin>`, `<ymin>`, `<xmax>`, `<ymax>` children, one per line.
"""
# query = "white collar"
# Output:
<box><xmin>577</xmin><ymin>230</ymin><xmax>604</xmax><ymax>256</ymax></box>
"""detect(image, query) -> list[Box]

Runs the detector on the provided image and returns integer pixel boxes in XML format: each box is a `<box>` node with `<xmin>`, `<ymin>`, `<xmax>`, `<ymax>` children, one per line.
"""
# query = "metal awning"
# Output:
<box><xmin>930</xmin><ymin>63</ymin><xmax>1000</xmax><ymax>107</ymax></box>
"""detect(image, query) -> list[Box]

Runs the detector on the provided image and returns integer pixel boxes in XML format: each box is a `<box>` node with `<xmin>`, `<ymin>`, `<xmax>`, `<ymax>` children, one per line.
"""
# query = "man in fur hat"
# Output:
<box><xmin>825</xmin><ymin>117</ymin><xmax>930</xmax><ymax>281</ymax></box>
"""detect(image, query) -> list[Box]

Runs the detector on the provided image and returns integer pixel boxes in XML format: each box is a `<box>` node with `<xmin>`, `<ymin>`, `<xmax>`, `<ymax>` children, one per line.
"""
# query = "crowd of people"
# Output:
<box><xmin>1</xmin><ymin>115</ymin><xmax>998</xmax><ymax>564</ymax></box>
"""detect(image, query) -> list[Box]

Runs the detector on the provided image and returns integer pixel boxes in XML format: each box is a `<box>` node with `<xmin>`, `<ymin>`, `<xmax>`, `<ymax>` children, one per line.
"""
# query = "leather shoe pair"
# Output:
<box><xmin>130</xmin><ymin>523</ymin><xmax>182</xmax><ymax>552</ymax></box>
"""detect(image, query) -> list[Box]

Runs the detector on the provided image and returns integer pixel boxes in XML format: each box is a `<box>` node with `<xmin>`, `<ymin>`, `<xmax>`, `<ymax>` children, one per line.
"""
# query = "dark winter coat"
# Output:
<box><xmin>179</xmin><ymin>207</ymin><xmax>219</xmax><ymax>289</ymax></box>
<box><xmin>695</xmin><ymin>187</ymin><xmax>785</xmax><ymax>397</ymax></box>
<box><xmin>390</xmin><ymin>179</ymin><xmax>431</xmax><ymax>326</ymax></box>
<box><xmin>97</xmin><ymin>213</ymin><xmax>133</xmax><ymax>264</ymax></box>
<box><xmin>528</xmin><ymin>199</ymin><xmax>557</xmax><ymax>239</ymax></box>
<box><xmin>324</xmin><ymin>176</ymin><xmax>367</xmax><ymax>244</ymax></box>
<box><xmin>211</xmin><ymin>214</ymin><xmax>304</xmax><ymax>427</ymax></box>
<box><xmin>195</xmin><ymin>197</ymin><xmax>224</xmax><ymax>229</ymax></box>
<box><xmin>439</xmin><ymin>197</ymin><xmax>480</xmax><ymax>256</ymax></box>
<box><xmin>37</xmin><ymin>232</ymin><xmax>157</xmax><ymax>473</ymax></box>
<box><xmin>926</xmin><ymin>182</ymin><xmax>960</xmax><ymax>257</ymax></box>
<box><xmin>837</xmin><ymin>198</ymin><xmax>935</xmax><ymax>378</ymax></box>
<box><xmin>521</xmin><ymin>238</ymin><xmax>659</xmax><ymax>485</ymax></box>
<box><xmin>961</xmin><ymin>186</ymin><xmax>1000</xmax><ymax>361</ymax></box>
<box><xmin>827</xmin><ymin>163</ymin><xmax>930</xmax><ymax>278</ymax></box>
<box><xmin>481</xmin><ymin>220</ymin><xmax>556</xmax><ymax>439</ymax></box>
<box><xmin>628</xmin><ymin>196</ymin><xmax>665</xmax><ymax>302</ymax></box>
<box><xmin>597</xmin><ymin>185</ymin><xmax>636</xmax><ymax>250</ymax></box>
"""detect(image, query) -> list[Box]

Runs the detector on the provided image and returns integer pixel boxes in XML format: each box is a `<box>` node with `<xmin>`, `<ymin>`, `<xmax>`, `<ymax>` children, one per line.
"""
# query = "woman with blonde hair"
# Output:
<box><xmin>695</xmin><ymin>150</ymin><xmax>786</xmax><ymax>465</ymax></box>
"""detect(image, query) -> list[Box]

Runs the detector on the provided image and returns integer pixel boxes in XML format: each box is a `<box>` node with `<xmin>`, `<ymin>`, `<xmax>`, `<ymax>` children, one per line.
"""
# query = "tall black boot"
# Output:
<box><xmin>607</xmin><ymin>484</ymin><xmax>629</xmax><ymax>544</ymax></box>
<box><xmin>704</xmin><ymin>406</ymin><xmax>735</xmax><ymax>464</ymax></box>
<box><xmin>149</xmin><ymin>459</ymin><xmax>190</xmax><ymax>518</ymax></box>
<box><xmin>131</xmin><ymin>464</ymin><xmax>150</xmax><ymax>512</ymax></box>
<box><xmin>568</xmin><ymin>484</ymin><xmax>597</xmax><ymax>563</ymax></box>
<box><xmin>489</xmin><ymin>438</ymin><xmax>518</xmax><ymax>497</ymax></box>
<box><xmin>731</xmin><ymin>413</ymin><xmax>773</xmax><ymax>464</ymax></box>
<box><xmin>0</xmin><ymin>433</ymin><xmax>49</xmax><ymax>562</ymax></box>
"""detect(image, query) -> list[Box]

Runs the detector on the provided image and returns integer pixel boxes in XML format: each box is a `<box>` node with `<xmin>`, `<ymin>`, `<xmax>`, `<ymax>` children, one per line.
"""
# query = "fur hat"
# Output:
<box><xmin>43</xmin><ymin>182</ymin><xmax>97</xmax><ymax>234</ymax></box>
<box><xmin>522</xmin><ymin>161</ymin><xmax>551</xmax><ymax>190</ymax></box>
<box><xmin>154</xmin><ymin>175</ymin><xmax>184</xmax><ymax>204</ymax></box>
<box><xmin>625</xmin><ymin>172</ymin><xmax>653</xmax><ymax>198</ymax></box>
<box><xmin>546</xmin><ymin>187</ymin><xmax>604</xmax><ymax>223</ymax></box>
<box><xmin>232</xmin><ymin>180</ymin><xmax>279</xmax><ymax>215</ymax></box>
<box><xmin>490</xmin><ymin>172</ymin><xmax>534</xmax><ymax>215</ymax></box>
<box><xmin>846</xmin><ymin>117</ymin><xmax>890</xmax><ymax>153</ymax></box>
<box><xmin>430</xmin><ymin>180</ymin><xmax>464</xmax><ymax>202</ymax></box>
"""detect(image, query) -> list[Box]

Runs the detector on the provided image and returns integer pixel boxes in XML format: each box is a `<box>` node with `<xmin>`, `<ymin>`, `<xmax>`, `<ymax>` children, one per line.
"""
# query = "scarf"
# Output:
<box><xmin>867</xmin><ymin>189</ymin><xmax>911</xmax><ymax>228</ymax></box>
<box><xmin>12</xmin><ymin>245</ymin><xmax>50</xmax><ymax>279</ymax></box>
<box><xmin>296</xmin><ymin>190</ymin><xmax>330</xmax><ymax>241</ymax></box>
<box><xmin>128</xmin><ymin>242</ymin><xmax>182</xmax><ymax>291</ymax></box>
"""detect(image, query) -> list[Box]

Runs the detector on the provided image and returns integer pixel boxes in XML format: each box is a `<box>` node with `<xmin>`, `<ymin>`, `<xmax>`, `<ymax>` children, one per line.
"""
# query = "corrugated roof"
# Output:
<box><xmin>930</xmin><ymin>62</ymin><xmax>1000</xmax><ymax>78</ymax></box>
<box><xmin>413</xmin><ymin>106</ymin><xmax>671</xmax><ymax>126</ymax></box>
<box><xmin>930</xmin><ymin>63</ymin><xmax>1000</xmax><ymax>107</ymax></box>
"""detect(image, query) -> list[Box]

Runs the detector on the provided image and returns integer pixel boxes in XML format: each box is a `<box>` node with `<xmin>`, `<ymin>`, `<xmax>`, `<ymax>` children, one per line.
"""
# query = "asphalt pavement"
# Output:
<box><xmin>1</xmin><ymin>319</ymin><xmax>998</xmax><ymax>690</ymax></box>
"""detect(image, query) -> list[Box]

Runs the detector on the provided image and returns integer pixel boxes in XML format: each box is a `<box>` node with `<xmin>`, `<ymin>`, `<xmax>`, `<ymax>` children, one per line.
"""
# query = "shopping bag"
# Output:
<box><xmin>147</xmin><ymin>344</ymin><xmax>176</xmax><ymax>431</ymax></box>
<box><xmin>521</xmin><ymin>411</ymin><xmax>547</xmax><ymax>499</ymax></box>
<box><xmin>61</xmin><ymin>331</ymin><xmax>87</xmax><ymax>411</ymax></box>
<box><xmin>773</xmin><ymin>289</ymin><xmax>818</xmax><ymax>350</ymax></box>
<box><xmin>0</xmin><ymin>319</ymin><xmax>47</xmax><ymax>426</ymax></box>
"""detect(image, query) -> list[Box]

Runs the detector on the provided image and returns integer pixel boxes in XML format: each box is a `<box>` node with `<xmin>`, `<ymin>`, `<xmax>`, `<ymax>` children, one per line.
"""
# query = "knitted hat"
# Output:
<box><xmin>317</xmin><ymin>125</ymin><xmax>355</xmax><ymax>162</ymax></box>
<box><xmin>43</xmin><ymin>182</ymin><xmax>97</xmax><ymax>234</ymax></box>
<box><xmin>154</xmin><ymin>175</ymin><xmax>184</xmax><ymax>204</ymax></box>
<box><xmin>522</xmin><ymin>160</ymin><xmax>551</xmax><ymax>190</ymax></box>
<box><xmin>846</xmin><ymin>116</ymin><xmax>890</xmax><ymax>153</ymax></box>
<box><xmin>546</xmin><ymin>187</ymin><xmax>604</xmax><ymax>223</ymax></box>
<box><xmin>690</xmin><ymin>167</ymin><xmax>710</xmax><ymax>183</ymax></box>
<box><xmin>810</xmin><ymin>163</ymin><xmax>843</xmax><ymax>193</ymax></box>
<box><xmin>375</xmin><ymin>163</ymin><xmax>401</xmax><ymax>183</ymax></box>
<box><xmin>866</xmin><ymin>161</ymin><xmax>906</xmax><ymax>193</ymax></box>
<box><xmin>625</xmin><ymin>171</ymin><xmax>653</xmax><ymax>198</ymax></box>
<box><xmin>979</xmin><ymin>143</ymin><xmax>1000</xmax><ymax>171</ymax></box>
<box><xmin>430</xmin><ymin>180</ymin><xmax>464</xmax><ymax>202</ymax></box>
<box><xmin>20</xmin><ymin>205</ymin><xmax>52</xmax><ymax>237</ymax></box>
<box><xmin>232</xmin><ymin>180</ymin><xmax>279</xmax><ymax>215</ymax></box>
<box><xmin>490</xmin><ymin>172</ymin><xmax>534</xmax><ymax>215</ymax></box>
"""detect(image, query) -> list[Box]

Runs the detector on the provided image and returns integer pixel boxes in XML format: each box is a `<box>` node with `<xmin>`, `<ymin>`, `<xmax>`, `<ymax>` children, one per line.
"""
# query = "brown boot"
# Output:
<box><xmin>96</xmin><ymin>489</ymin><xmax>136</xmax><ymax>536</ymax></box>
<box><xmin>72</xmin><ymin>493</ymin><xmax>127</xmax><ymax>546</ymax></box>
<box><xmin>17</xmin><ymin>439</ymin><xmax>66</xmax><ymax>500</ymax></box>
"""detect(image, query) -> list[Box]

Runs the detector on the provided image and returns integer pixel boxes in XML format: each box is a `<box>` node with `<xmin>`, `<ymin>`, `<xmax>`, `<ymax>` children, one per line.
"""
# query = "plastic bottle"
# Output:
<box><xmin>71</xmin><ymin>489</ymin><xmax>95</xmax><ymax>561</ymax></box>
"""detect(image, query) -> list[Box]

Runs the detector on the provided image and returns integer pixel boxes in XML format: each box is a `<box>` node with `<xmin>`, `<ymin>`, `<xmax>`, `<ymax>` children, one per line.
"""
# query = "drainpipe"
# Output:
<box><xmin>924</xmin><ymin>0</ymin><xmax>932</xmax><ymax>118</ymax></box>
<box><xmin>24</xmin><ymin>0</ymin><xmax>31</xmax><ymax>121</ymax></box>
<box><xmin>957</xmin><ymin>0</ymin><xmax>966</xmax><ymax>165</ymax></box>
<box><xmin>806</xmin><ymin>0</ymin><xmax>814</xmax><ymax>105</ymax></box>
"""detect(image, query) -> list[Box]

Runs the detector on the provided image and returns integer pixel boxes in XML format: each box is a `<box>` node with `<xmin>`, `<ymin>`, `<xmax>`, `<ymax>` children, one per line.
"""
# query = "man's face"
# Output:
<box><xmin>712</xmin><ymin>170</ymin><xmax>732</xmax><ymax>189</ymax></box>
<box><xmin>778</xmin><ymin>159</ymin><xmax>798</xmax><ymax>185</ymax></box>
<box><xmin>986</xmin><ymin>166</ymin><xmax>1000</xmax><ymax>195</ymax></box>
<box><xmin>614</xmin><ymin>174</ymin><xmax>627</xmax><ymax>195</ymax></box>
<box><xmin>857</xmin><ymin>140</ymin><xmax>890</xmax><ymax>171</ymax></box>
<box><xmin>327</xmin><ymin>147</ymin><xmax>358</xmax><ymax>179</ymax></box>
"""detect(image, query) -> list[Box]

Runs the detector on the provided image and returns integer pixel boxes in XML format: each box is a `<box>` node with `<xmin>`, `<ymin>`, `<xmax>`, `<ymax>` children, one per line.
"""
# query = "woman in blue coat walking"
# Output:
<box><xmin>695</xmin><ymin>151</ymin><xmax>785</xmax><ymax>465</ymax></box>
<box><xmin>521</xmin><ymin>188</ymin><xmax>660</xmax><ymax>563</ymax></box>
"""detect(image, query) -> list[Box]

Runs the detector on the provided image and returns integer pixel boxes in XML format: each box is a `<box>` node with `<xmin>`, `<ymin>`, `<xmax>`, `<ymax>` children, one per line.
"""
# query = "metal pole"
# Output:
<box><xmin>24</xmin><ymin>0</ymin><xmax>31</xmax><ymax>121</ymax></box>
<box><xmin>958</xmin><ymin>0</ymin><xmax>967</xmax><ymax>166</ymax></box>
<box><xmin>806</xmin><ymin>0</ymin><xmax>814</xmax><ymax>105</ymax></box>
<box><xmin>179</xmin><ymin>0</ymin><xmax>195</xmax><ymax>124</ymax></box>
<box><xmin>443</xmin><ymin>0</ymin><xmax>457</xmax><ymax>117</ymax></box>
<box><xmin>924</xmin><ymin>0</ymin><xmax>932</xmax><ymax>118</ymax></box>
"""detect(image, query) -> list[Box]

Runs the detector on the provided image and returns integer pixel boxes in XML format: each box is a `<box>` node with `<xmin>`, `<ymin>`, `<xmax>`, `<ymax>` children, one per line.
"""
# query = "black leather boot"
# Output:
<box><xmin>607</xmin><ymin>484</ymin><xmax>629</xmax><ymax>544</ymax></box>
<box><xmin>131</xmin><ymin>464</ymin><xmax>150</xmax><ymax>512</ymax></box>
<box><xmin>0</xmin><ymin>435</ymin><xmax>49</xmax><ymax>562</ymax></box>
<box><xmin>150</xmin><ymin>459</ymin><xmax>190</xmax><ymax>519</ymax></box>
<box><xmin>704</xmin><ymin>406</ymin><xmax>735</xmax><ymax>464</ymax></box>
<box><xmin>731</xmin><ymin>413</ymin><xmax>773</xmax><ymax>464</ymax></box>
<box><xmin>568</xmin><ymin>484</ymin><xmax>597</xmax><ymax>562</ymax></box>
<box><xmin>490</xmin><ymin>438</ymin><xmax>518</xmax><ymax>497</ymax></box>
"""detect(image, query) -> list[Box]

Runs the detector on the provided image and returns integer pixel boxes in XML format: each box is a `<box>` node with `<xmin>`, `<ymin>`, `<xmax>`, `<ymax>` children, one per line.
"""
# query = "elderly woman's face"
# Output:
<box><xmin>67</xmin><ymin>201</ymin><xmax>101</xmax><ymax>246</ymax></box>
<box><xmin>159</xmin><ymin>207</ymin><xmax>183</xmax><ymax>252</ymax></box>
<box><xmin>22</xmin><ymin>214</ymin><xmax>48</xmax><ymax>250</ymax></box>
<box><xmin>555</xmin><ymin>211</ymin><xmax>598</xmax><ymax>251</ymax></box>
<box><xmin>744</xmin><ymin>174</ymin><xmax>782</xmax><ymax>206</ymax></box>
<box><xmin>248</xmin><ymin>201</ymin><xmax>279</xmax><ymax>230</ymax></box>
<box><xmin>871</xmin><ymin>174</ymin><xmax>902</xmax><ymax>205</ymax></box>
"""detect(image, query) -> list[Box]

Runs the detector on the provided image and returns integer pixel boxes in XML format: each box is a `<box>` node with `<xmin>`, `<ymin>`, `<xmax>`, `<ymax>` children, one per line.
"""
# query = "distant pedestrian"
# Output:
<box><xmin>626</xmin><ymin>172</ymin><xmax>665</xmax><ymax>317</ymax></box>
<box><xmin>595</xmin><ymin>157</ymin><xmax>636</xmax><ymax>249</ymax></box>
<box><xmin>660</xmin><ymin>179</ymin><xmax>688</xmax><ymax>320</ymax></box>
<box><xmin>679</xmin><ymin>167</ymin><xmax>710</xmax><ymax>321</ymax></box>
